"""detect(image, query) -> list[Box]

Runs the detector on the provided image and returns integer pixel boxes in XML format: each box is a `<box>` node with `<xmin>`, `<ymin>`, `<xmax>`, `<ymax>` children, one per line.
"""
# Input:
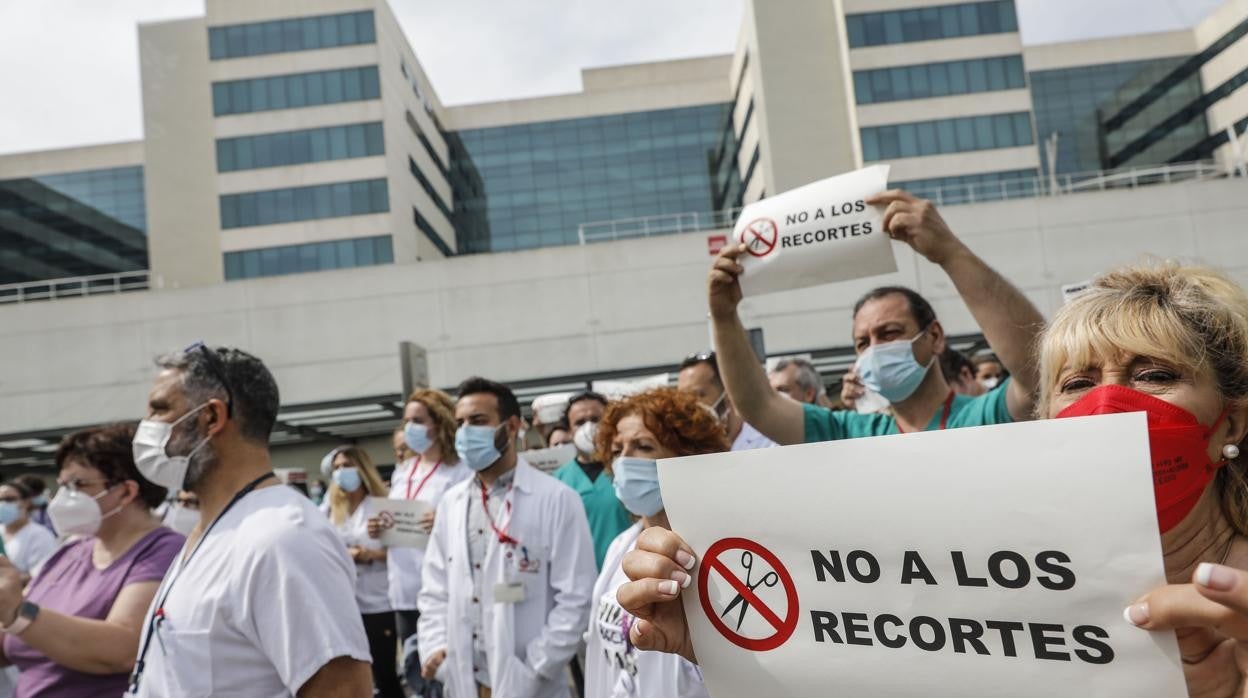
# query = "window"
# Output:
<box><xmin>219</xmin><ymin>178</ymin><xmax>389</xmax><ymax>228</ymax></box>
<box><xmin>860</xmin><ymin>111</ymin><xmax>1033</xmax><ymax>160</ymax></box>
<box><xmin>208</xmin><ymin>11</ymin><xmax>375</xmax><ymax>60</ymax></box>
<box><xmin>847</xmin><ymin>1</ymin><xmax>1017</xmax><ymax>48</ymax></box>
<box><xmin>212</xmin><ymin>66</ymin><xmax>380</xmax><ymax>116</ymax></box>
<box><xmin>853</xmin><ymin>56</ymin><xmax>1026</xmax><ymax>104</ymax></box>
<box><xmin>891</xmin><ymin>169</ymin><xmax>1039</xmax><ymax>205</ymax></box>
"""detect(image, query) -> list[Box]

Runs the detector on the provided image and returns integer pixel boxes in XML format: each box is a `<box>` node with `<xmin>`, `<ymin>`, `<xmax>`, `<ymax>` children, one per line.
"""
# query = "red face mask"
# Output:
<box><xmin>1057</xmin><ymin>385</ymin><xmax>1229</xmax><ymax>533</ymax></box>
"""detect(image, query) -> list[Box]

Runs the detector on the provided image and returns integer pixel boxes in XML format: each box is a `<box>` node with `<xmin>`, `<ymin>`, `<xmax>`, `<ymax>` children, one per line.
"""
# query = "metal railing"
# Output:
<box><xmin>0</xmin><ymin>270</ymin><xmax>150</xmax><ymax>305</ymax></box>
<box><xmin>577</xmin><ymin>159</ymin><xmax>1231</xmax><ymax>245</ymax></box>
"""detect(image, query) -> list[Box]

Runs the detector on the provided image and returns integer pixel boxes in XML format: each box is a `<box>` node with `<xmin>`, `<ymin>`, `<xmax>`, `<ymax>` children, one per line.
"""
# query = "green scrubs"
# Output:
<box><xmin>803</xmin><ymin>379</ymin><xmax>1014</xmax><ymax>442</ymax></box>
<box><xmin>553</xmin><ymin>459</ymin><xmax>633</xmax><ymax>570</ymax></box>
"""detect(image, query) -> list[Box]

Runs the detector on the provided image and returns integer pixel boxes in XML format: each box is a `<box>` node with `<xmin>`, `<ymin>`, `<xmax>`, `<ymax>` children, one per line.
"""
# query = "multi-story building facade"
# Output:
<box><xmin>2</xmin><ymin>0</ymin><xmax>1247</xmax><ymax>471</ymax></box>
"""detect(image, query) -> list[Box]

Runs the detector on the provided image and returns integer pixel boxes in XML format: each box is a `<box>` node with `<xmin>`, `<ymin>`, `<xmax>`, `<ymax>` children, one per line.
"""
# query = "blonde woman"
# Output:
<box><xmin>369</xmin><ymin>389</ymin><xmax>471</xmax><ymax>696</ymax></box>
<box><xmin>616</xmin><ymin>264</ymin><xmax>1248</xmax><ymax>697</ymax></box>
<box><xmin>327</xmin><ymin>445</ymin><xmax>403</xmax><ymax>698</ymax></box>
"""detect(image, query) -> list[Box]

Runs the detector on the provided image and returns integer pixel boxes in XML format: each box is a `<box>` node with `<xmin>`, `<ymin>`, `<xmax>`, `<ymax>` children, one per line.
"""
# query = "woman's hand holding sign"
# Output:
<box><xmin>1127</xmin><ymin>563</ymin><xmax>1248</xmax><ymax>697</ymax></box>
<box><xmin>617</xmin><ymin>526</ymin><xmax>700</xmax><ymax>664</ymax></box>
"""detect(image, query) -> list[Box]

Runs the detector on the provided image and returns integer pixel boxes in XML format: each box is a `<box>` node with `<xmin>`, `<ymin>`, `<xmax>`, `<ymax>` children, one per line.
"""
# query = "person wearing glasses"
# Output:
<box><xmin>126</xmin><ymin>344</ymin><xmax>371</xmax><ymax>697</ymax></box>
<box><xmin>553</xmin><ymin>391</ymin><xmax>631</xmax><ymax>571</ymax></box>
<box><xmin>0</xmin><ymin>423</ymin><xmax>183</xmax><ymax>697</ymax></box>
<box><xmin>677</xmin><ymin>352</ymin><xmax>776</xmax><ymax>452</ymax></box>
<box><xmin>0</xmin><ymin>481</ymin><xmax>57</xmax><ymax>584</ymax></box>
<box><xmin>707</xmin><ymin>192</ymin><xmax>1044</xmax><ymax>445</ymax></box>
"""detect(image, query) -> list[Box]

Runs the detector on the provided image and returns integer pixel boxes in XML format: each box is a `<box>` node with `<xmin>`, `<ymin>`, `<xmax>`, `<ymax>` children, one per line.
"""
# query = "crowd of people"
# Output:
<box><xmin>0</xmin><ymin>189</ymin><xmax>1245</xmax><ymax>697</ymax></box>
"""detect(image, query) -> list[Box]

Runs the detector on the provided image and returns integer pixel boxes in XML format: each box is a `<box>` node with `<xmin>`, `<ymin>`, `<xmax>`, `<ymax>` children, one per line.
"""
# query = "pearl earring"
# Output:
<box><xmin>1225</xmin><ymin>443</ymin><xmax>1241</xmax><ymax>461</ymax></box>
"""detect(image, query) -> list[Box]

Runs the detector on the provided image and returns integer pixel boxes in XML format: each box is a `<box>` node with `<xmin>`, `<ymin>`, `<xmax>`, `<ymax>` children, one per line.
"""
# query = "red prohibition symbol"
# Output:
<box><xmin>698</xmin><ymin>536</ymin><xmax>799</xmax><ymax>651</ymax></box>
<box><xmin>378</xmin><ymin>511</ymin><xmax>396</xmax><ymax>530</ymax></box>
<box><xmin>741</xmin><ymin>218</ymin><xmax>778</xmax><ymax>258</ymax></box>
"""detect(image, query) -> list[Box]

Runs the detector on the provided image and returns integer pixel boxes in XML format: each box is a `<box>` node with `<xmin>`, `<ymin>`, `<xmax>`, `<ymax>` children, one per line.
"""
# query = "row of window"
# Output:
<box><xmin>408</xmin><ymin>157</ymin><xmax>452</xmax><ymax>220</ymax></box>
<box><xmin>854</xmin><ymin>55</ymin><xmax>1025</xmax><ymax>105</ymax></box>
<box><xmin>31</xmin><ymin>165</ymin><xmax>148</xmax><ymax>232</ymax></box>
<box><xmin>847</xmin><ymin>1</ymin><xmax>1017</xmax><ymax>48</ymax></box>
<box><xmin>413</xmin><ymin>208</ymin><xmax>454</xmax><ymax>257</ymax></box>
<box><xmin>893</xmin><ymin>169</ymin><xmax>1040</xmax><ymax>204</ymax></box>
<box><xmin>862</xmin><ymin>112</ymin><xmax>1033</xmax><ymax>161</ymax></box>
<box><xmin>216</xmin><ymin>122</ymin><xmax>383</xmax><ymax>173</ymax></box>
<box><xmin>212</xmin><ymin>66</ymin><xmax>380</xmax><ymax>117</ymax></box>
<box><xmin>224</xmin><ymin>235</ymin><xmax>393</xmax><ymax>280</ymax></box>
<box><xmin>219</xmin><ymin>178</ymin><xmax>389</xmax><ymax>229</ymax></box>
<box><xmin>209</xmin><ymin>11</ymin><xmax>375</xmax><ymax>60</ymax></box>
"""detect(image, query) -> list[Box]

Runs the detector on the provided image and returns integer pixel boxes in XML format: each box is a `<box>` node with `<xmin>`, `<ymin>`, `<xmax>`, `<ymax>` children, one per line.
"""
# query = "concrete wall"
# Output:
<box><xmin>746</xmin><ymin>0</ymin><xmax>859</xmax><ymax>196</ymax></box>
<box><xmin>1197</xmin><ymin>0</ymin><xmax>1248</xmax><ymax>167</ymax></box>
<box><xmin>1</xmin><ymin>179</ymin><xmax>1245</xmax><ymax>440</ymax></box>
<box><xmin>442</xmin><ymin>56</ymin><xmax>733</xmax><ymax>130</ymax></box>
<box><xmin>0</xmin><ymin>142</ymin><xmax>144</xmax><ymax>178</ymax></box>
<box><xmin>139</xmin><ymin>17</ymin><xmax>224</xmax><ymax>290</ymax></box>
<box><xmin>1023</xmin><ymin>30</ymin><xmax>1196</xmax><ymax>72</ymax></box>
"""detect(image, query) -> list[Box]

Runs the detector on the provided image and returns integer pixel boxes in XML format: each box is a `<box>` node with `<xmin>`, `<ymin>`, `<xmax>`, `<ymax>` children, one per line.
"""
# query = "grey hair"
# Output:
<box><xmin>771</xmin><ymin>356</ymin><xmax>824</xmax><ymax>397</ymax></box>
<box><xmin>154</xmin><ymin>346</ymin><xmax>280</xmax><ymax>444</ymax></box>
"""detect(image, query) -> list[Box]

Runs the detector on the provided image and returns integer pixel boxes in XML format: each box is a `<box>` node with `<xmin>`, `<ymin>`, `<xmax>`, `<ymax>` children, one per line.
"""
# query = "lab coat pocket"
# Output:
<box><xmin>497</xmin><ymin>654</ymin><xmax>543</xmax><ymax>698</ymax></box>
<box><xmin>153</xmin><ymin>628</ymin><xmax>214</xmax><ymax>697</ymax></box>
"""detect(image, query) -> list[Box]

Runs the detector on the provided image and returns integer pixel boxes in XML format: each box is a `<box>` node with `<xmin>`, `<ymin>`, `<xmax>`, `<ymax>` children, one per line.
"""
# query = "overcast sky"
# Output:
<box><xmin>0</xmin><ymin>0</ymin><xmax>1226</xmax><ymax>156</ymax></box>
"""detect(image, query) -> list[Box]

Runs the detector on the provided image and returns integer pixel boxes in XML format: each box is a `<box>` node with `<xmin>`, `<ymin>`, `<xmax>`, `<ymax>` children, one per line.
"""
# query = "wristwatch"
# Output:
<box><xmin>1</xmin><ymin>601</ymin><xmax>39</xmax><ymax>635</ymax></box>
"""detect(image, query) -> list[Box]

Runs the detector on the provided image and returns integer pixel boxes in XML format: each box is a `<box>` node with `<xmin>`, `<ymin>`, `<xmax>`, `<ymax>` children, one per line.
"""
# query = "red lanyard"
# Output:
<box><xmin>898</xmin><ymin>392</ymin><xmax>955</xmax><ymax>434</ymax></box>
<box><xmin>479</xmin><ymin>482</ymin><xmax>519</xmax><ymax>546</ymax></box>
<box><xmin>405</xmin><ymin>456</ymin><xmax>441</xmax><ymax>500</ymax></box>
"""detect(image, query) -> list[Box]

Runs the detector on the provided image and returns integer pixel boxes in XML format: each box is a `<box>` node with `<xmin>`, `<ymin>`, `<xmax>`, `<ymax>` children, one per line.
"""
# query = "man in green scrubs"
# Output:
<box><xmin>551</xmin><ymin>391</ymin><xmax>632</xmax><ymax>570</ymax></box>
<box><xmin>707</xmin><ymin>190</ymin><xmax>1045</xmax><ymax>444</ymax></box>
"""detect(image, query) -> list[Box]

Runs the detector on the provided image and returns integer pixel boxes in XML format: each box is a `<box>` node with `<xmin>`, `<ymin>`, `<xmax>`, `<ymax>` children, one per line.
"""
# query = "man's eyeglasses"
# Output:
<box><xmin>185</xmin><ymin>341</ymin><xmax>235</xmax><ymax>417</ymax></box>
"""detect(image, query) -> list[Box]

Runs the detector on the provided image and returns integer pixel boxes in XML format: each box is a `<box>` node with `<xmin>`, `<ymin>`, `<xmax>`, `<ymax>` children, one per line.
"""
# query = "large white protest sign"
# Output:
<box><xmin>731</xmin><ymin>165</ymin><xmax>896</xmax><ymax>296</ymax></box>
<box><xmin>659</xmin><ymin>414</ymin><xmax>1185</xmax><ymax>697</ymax></box>
<box><xmin>369</xmin><ymin>497</ymin><xmax>434</xmax><ymax>549</ymax></box>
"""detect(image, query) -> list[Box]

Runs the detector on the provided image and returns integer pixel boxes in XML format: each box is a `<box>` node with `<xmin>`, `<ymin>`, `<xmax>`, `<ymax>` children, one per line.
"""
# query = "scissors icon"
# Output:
<box><xmin>719</xmin><ymin>551</ymin><xmax>779</xmax><ymax>631</ymax></box>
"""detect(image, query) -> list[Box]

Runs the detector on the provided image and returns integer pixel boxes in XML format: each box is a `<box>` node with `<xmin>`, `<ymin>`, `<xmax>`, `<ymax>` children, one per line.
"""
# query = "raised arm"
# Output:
<box><xmin>708</xmin><ymin>244</ymin><xmax>806</xmax><ymax>445</ymax></box>
<box><xmin>868</xmin><ymin>190</ymin><xmax>1044</xmax><ymax>420</ymax></box>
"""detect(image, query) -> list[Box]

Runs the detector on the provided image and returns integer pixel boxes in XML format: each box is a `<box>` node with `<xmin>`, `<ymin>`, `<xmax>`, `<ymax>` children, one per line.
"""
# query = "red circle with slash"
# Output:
<box><xmin>698</xmin><ymin>536</ymin><xmax>799</xmax><ymax>651</ymax></box>
<box><xmin>378</xmin><ymin>511</ymin><xmax>396</xmax><ymax>530</ymax></box>
<box><xmin>740</xmin><ymin>218</ymin><xmax>778</xmax><ymax>257</ymax></box>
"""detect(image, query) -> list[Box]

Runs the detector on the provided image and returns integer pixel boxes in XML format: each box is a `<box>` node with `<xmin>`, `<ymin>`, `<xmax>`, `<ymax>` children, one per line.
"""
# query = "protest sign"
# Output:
<box><xmin>731</xmin><ymin>165</ymin><xmax>896</xmax><ymax>296</ymax></box>
<box><xmin>368</xmin><ymin>497</ymin><xmax>434</xmax><ymax>549</ymax></box>
<box><xmin>659</xmin><ymin>414</ymin><xmax>1185</xmax><ymax>697</ymax></box>
<box><xmin>523</xmin><ymin>444</ymin><xmax>576</xmax><ymax>473</ymax></box>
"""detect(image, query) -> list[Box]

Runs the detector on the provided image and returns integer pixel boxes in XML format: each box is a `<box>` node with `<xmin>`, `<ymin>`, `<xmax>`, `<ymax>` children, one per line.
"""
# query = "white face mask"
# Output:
<box><xmin>980</xmin><ymin>376</ymin><xmax>1001</xmax><ymax>390</ymax></box>
<box><xmin>132</xmin><ymin>403</ymin><xmax>212</xmax><ymax>491</ymax></box>
<box><xmin>47</xmin><ymin>485</ymin><xmax>122</xmax><ymax>537</ymax></box>
<box><xmin>164</xmin><ymin>504</ymin><xmax>200</xmax><ymax>537</ymax></box>
<box><xmin>573</xmin><ymin>421</ymin><xmax>599</xmax><ymax>458</ymax></box>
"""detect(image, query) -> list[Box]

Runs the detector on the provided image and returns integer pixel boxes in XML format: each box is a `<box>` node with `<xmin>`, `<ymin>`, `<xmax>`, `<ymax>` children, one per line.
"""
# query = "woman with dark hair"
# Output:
<box><xmin>584</xmin><ymin>387</ymin><xmax>728</xmax><ymax>698</ymax></box>
<box><xmin>0</xmin><ymin>423</ymin><xmax>183</xmax><ymax>697</ymax></box>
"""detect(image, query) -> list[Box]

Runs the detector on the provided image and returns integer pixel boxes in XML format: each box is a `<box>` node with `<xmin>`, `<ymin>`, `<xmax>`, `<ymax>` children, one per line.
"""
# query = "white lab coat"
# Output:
<box><xmin>418</xmin><ymin>458</ymin><xmax>596</xmax><ymax>698</ymax></box>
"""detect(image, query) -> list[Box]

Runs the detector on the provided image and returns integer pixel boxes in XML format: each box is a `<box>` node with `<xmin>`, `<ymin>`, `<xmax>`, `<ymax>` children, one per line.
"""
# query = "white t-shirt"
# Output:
<box><xmin>130</xmin><ymin>485</ymin><xmax>371</xmax><ymax>698</ymax></box>
<box><xmin>2</xmin><ymin>522</ymin><xmax>57</xmax><ymax>575</ymax></box>
<box><xmin>333</xmin><ymin>501</ymin><xmax>391</xmax><ymax>615</ymax></box>
<box><xmin>584</xmin><ymin>524</ymin><xmax>708</xmax><ymax>698</ymax></box>
<box><xmin>386</xmin><ymin>456</ymin><xmax>471</xmax><ymax>611</ymax></box>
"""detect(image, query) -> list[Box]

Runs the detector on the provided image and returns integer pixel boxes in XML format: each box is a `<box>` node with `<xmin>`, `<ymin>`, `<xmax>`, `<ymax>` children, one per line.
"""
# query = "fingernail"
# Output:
<box><xmin>1123</xmin><ymin>603</ymin><xmax>1149</xmax><ymax>627</ymax></box>
<box><xmin>675</xmin><ymin>550</ymin><xmax>696</xmax><ymax>570</ymax></box>
<box><xmin>658</xmin><ymin>580</ymin><xmax>679</xmax><ymax>595</ymax></box>
<box><xmin>1196</xmin><ymin>562</ymin><xmax>1236</xmax><ymax>591</ymax></box>
<box><xmin>671</xmin><ymin>570</ymin><xmax>692</xmax><ymax>589</ymax></box>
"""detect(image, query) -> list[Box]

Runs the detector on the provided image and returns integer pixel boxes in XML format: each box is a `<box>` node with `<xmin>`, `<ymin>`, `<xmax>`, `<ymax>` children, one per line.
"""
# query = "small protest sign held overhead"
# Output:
<box><xmin>659</xmin><ymin>414</ymin><xmax>1185</xmax><ymax>697</ymax></box>
<box><xmin>731</xmin><ymin>165</ymin><xmax>897</xmax><ymax>296</ymax></box>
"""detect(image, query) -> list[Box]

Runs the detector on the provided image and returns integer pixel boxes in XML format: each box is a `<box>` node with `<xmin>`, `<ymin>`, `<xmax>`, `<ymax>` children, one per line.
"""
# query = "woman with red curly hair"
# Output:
<box><xmin>583</xmin><ymin>387</ymin><xmax>728</xmax><ymax>698</ymax></box>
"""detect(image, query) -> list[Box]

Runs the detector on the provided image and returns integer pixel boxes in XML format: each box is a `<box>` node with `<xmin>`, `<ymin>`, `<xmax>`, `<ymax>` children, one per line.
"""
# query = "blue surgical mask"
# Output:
<box><xmin>333</xmin><ymin>467</ymin><xmax>362</xmax><ymax>493</ymax></box>
<box><xmin>855</xmin><ymin>329</ymin><xmax>934</xmax><ymax>403</ymax></box>
<box><xmin>405</xmin><ymin>422</ymin><xmax>433</xmax><ymax>455</ymax></box>
<box><xmin>31</xmin><ymin>494</ymin><xmax>48</xmax><ymax>508</ymax></box>
<box><xmin>0</xmin><ymin>502</ymin><xmax>22</xmax><ymax>525</ymax></box>
<box><xmin>456</xmin><ymin>424</ymin><xmax>505</xmax><ymax>472</ymax></box>
<box><xmin>613</xmin><ymin>457</ymin><xmax>663</xmax><ymax>517</ymax></box>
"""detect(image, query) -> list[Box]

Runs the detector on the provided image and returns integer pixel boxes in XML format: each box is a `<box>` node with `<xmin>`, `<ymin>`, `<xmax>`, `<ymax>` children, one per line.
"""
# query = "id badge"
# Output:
<box><xmin>493</xmin><ymin>581</ymin><xmax>526</xmax><ymax>604</ymax></box>
<box><xmin>506</xmin><ymin>545</ymin><xmax>542</xmax><ymax>575</ymax></box>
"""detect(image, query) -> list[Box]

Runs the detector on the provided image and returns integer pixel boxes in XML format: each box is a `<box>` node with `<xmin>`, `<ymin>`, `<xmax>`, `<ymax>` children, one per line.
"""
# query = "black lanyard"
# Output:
<box><xmin>128</xmin><ymin>471</ymin><xmax>276</xmax><ymax>694</ymax></box>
